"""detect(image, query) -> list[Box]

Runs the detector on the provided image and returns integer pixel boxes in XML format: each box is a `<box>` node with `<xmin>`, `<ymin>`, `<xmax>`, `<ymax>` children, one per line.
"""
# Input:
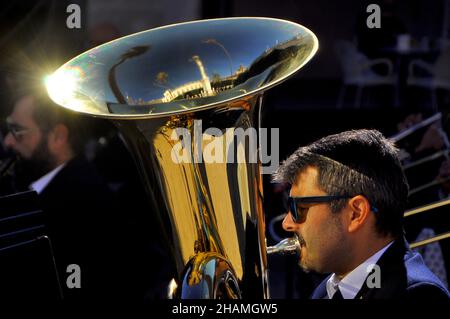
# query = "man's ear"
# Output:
<box><xmin>347</xmin><ymin>195</ymin><xmax>371</xmax><ymax>233</ymax></box>
<box><xmin>48</xmin><ymin>124</ymin><xmax>69</xmax><ymax>150</ymax></box>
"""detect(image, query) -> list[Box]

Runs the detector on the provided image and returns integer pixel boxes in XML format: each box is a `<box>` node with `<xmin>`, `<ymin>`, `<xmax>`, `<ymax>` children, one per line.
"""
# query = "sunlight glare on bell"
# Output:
<box><xmin>45</xmin><ymin>66</ymin><xmax>86</xmax><ymax>112</ymax></box>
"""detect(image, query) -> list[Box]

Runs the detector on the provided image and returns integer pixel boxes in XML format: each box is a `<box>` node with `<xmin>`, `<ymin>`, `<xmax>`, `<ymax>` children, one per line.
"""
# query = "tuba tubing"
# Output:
<box><xmin>46</xmin><ymin>17</ymin><xmax>318</xmax><ymax>299</ymax></box>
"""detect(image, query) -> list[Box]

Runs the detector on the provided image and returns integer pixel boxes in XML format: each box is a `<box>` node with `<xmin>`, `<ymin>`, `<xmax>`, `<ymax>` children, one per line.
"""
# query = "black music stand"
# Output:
<box><xmin>0</xmin><ymin>191</ymin><xmax>63</xmax><ymax>300</ymax></box>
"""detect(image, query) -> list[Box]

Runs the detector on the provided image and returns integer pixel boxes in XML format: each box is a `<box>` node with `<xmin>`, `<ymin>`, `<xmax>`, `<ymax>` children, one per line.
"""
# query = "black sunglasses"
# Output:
<box><xmin>287</xmin><ymin>195</ymin><xmax>351</xmax><ymax>223</ymax></box>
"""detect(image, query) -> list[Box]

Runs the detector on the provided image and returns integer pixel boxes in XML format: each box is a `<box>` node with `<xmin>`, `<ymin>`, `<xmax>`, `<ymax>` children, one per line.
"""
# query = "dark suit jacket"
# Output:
<box><xmin>38</xmin><ymin>155</ymin><xmax>174</xmax><ymax>300</ymax></box>
<box><xmin>38</xmin><ymin>156</ymin><xmax>119</xmax><ymax>299</ymax></box>
<box><xmin>311</xmin><ymin>238</ymin><xmax>450</xmax><ymax>299</ymax></box>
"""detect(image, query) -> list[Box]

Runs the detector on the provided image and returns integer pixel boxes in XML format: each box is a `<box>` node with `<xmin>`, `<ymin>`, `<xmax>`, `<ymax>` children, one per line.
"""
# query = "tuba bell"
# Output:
<box><xmin>45</xmin><ymin>17</ymin><xmax>318</xmax><ymax>299</ymax></box>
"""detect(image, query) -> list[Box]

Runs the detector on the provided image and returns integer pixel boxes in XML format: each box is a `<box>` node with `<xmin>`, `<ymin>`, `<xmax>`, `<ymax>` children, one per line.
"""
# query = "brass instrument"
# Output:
<box><xmin>384</xmin><ymin>112</ymin><xmax>450</xmax><ymax>248</ymax></box>
<box><xmin>403</xmin><ymin>198</ymin><xmax>450</xmax><ymax>249</ymax></box>
<box><xmin>410</xmin><ymin>232</ymin><xmax>450</xmax><ymax>249</ymax></box>
<box><xmin>0</xmin><ymin>156</ymin><xmax>17</xmax><ymax>178</ymax></box>
<box><xmin>45</xmin><ymin>17</ymin><xmax>318</xmax><ymax>298</ymax></box>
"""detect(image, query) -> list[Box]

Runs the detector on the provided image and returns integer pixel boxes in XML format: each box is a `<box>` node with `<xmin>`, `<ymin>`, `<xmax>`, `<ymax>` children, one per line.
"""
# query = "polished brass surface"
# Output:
<box><xmin>388</xmin><ymin>112</ymin><xmax>450</xmax><ymax>249</ymax></box>
<box><xmin>410</xmin><ymin>232</ymin><xmax>450</xmax><ymax>249</ymax></box>
<box><xmin>402</xmin><ymin>149</ymin><xmax>450</xmax><ymax>171</ymax></box>
<box><xmin>46</xmin><ymin>17</ymin><xmax>318</xmax><ymax>120</ymax></box>
<box><xmin>404</xmin><ymin>199</ymin><xmax>450</xmax><ymax>249</ymax></box>
<box><xmin>46</xmin><ymin>17</ymin><xmax>318</xmax><ymax>298</ymax></box>
<box><xmin>404</xmin><ymin>197</ymin><xmax>450</xmax><ymax>217</ymax></box>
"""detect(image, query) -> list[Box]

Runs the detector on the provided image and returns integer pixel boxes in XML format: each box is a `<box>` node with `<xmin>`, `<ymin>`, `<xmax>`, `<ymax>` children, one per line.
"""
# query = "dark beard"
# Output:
<box><xmin>14</xmin><ymin>138</ymin><xmax>56</xmax><ymax>190</ymax></box>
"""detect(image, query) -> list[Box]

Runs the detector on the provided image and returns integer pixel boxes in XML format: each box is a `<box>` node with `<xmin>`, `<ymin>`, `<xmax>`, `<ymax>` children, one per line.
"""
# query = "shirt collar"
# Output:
<box><xmin>326</xmin><ymin>241</ymin><xmax>394</xmax><ymax>299</ymax></box>
<box><xmin>29</xmin><ymin>163</ymin><xmax>66</xmax><ymax>194</ymax></box>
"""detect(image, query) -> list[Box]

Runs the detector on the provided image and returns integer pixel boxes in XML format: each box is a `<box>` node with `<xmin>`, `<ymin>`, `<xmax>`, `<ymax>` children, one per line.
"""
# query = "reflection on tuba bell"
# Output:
<box><xmin>45</xmin><ymin>17</ymin><xmax>318</xmax><ymax>298</ymax></box>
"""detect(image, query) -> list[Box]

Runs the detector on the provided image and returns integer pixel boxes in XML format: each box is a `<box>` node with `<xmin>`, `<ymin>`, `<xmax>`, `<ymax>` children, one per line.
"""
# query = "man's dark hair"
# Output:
<box><xmin>273</xmin><ymin>129</ymin><xmax>409</xmax><ymax>238</ymax></box>
<box><xmin>12</xmin><ymin>83</ymin><xmax>87</xmax><ymax>156</ymax></box>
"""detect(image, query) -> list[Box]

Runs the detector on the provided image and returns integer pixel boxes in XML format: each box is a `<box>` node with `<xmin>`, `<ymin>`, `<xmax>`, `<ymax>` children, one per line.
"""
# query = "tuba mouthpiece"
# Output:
<box><xmin>0</xmin><ymin>156</ymin><xmax>17</xmax><ymax>178</ymax></box>
<box><xmin>267</xmin><ymin>237</ymin><xmax>300</xmax><ymax>255</ymax></box>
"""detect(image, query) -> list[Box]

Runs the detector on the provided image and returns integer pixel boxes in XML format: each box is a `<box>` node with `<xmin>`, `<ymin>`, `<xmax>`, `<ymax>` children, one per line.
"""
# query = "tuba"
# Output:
<box><xmin>45</xmin><ymin>17</ymin><xmax>318</xmax><ymax>298</ymax></box>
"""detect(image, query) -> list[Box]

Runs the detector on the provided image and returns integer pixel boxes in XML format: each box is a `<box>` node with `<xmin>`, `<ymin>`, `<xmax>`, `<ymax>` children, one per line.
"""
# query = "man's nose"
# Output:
<box><xmin>282</xmin><ymin>211</ymin><xmax>297</xmax><ymax>232</ymax></box>
<box><xmin>3</xmin><ymin>132</ymin><xmax>15</xmax><ymax>149</ymax></box>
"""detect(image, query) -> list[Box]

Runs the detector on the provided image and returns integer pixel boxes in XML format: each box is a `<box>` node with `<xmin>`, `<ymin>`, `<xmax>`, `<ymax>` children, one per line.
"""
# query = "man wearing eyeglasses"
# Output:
<box><xmin>4</xmin><ymin>94</ymin><xmax>79</xmax><ymax>190</ymax></box>
<box><xmin>2</xmin><ymin>88</ymin><xmax>119</xmax><ymax>299</ymax></box>
<box><xmin>273</xmin><ymin>129</ymin><xmax>449</xmax><ymax>299</ymax></box>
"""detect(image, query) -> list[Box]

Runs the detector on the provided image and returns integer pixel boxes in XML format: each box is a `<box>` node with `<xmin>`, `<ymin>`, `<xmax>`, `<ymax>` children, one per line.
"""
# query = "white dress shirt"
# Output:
<box><xmin>29</xmin><ymin>163</ymin><xmax>66</xmax><ymax>194</ymax></box>
<box><xmin>326</xmin><ymin>241</ymin><xmax>394</xmax><ymax>299</ymax></box>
